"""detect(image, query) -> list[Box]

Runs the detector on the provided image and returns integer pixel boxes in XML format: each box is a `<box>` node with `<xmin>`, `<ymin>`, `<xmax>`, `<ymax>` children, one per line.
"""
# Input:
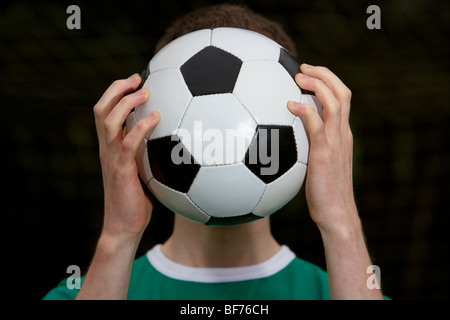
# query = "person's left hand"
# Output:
<box><xmin>288</xmin><ymin>64</ymin><xmax>358</xmax><ymax>235</ymax></box>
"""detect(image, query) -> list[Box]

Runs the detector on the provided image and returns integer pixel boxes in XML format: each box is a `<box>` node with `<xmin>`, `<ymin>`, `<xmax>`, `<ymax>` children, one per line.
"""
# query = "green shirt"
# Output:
<box><xmin>43</xmin><ymin>245</ymin><xmax>330</xmax><ymax>300</ymax></box>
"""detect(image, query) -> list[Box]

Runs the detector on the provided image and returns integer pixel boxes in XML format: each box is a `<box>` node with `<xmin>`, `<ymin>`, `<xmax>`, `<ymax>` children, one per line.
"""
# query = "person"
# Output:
<box><xmin>43</xmin><ymin>4</ymin><xmax>384</xmax><ymax>300</ymax></box>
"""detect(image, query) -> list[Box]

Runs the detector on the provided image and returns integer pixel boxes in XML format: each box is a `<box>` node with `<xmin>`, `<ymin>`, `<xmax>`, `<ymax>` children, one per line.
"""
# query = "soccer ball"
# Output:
<box><xmin>126</xmin><ymin>27</ymin><xmax>322</xmax><ymax>226</ymax></box>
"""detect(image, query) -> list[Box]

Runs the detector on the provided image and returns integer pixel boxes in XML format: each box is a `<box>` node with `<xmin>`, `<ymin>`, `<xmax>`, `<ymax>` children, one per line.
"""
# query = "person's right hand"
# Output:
<box><xmin>93</xmin><ymin>73</ymin><xmax>160</xmax><ymax>240</ymax></box>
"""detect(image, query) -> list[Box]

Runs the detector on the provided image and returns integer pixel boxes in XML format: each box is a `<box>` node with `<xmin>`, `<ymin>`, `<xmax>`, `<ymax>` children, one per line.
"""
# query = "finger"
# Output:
<box><xmin>287</xmin><ymin>101</ymin><xmax>326</xmax><ymax>146</ymax></box>
<box><xmin>300</xmin><ymin>64</ymin><xmax>351</xmax><ymax>104</ymax></box>
<box><xmin>104</xmin><ymin>88</ymin><xmax>150</xmax><ymax>141</ymax></box>
<box><xmin>93</xmin><ymin>74</ymin><xmax>142</xmax><ymax>121</ymax></box>
<box><xmin>119</xmin><ymin>111</ymin><xmax>160</xmax><ymax>166</ymax></box>
<box><xmin>295</xmin><ymin>73</ymin><xmax>341</xmax><ymax>134</ymax></box>
<box><xmin>300</xmin><ymin>64</ymin><xmax>352</xmax><ymax>122</ymax></box>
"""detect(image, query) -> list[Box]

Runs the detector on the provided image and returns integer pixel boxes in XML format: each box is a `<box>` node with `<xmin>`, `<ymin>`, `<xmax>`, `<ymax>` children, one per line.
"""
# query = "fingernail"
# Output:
<box><xmin>301</xmin><ymin>63</ymin><xmax>312</xmax><ymax>69</ymax></box>
<box><xmin>297</xmin><ymin>73</ymin><xmax>311</xmax><ymax>79</ymax></box>
<box><xmin>139</xmin><ymin>88</ymin><xmax>149</xmax><ymax>96</ymax></box>
<box><xmin>149</xmin><ymin>111</ymin><xmax>159</xmax><ymax>119</ymax></box>
<box><xmin>288</xmin><ymin>101</ymin><xmax>301</xmax><ymax>109</ymax></box>
<box><xmin>130</xmin><ymin>73</ymin><xmax>141</xmax><ymax>82</ymax></box>
<box><xmin>288</xmin><ymin>101</ymin><xmax>308</xmax><ymax>114</ymax></box>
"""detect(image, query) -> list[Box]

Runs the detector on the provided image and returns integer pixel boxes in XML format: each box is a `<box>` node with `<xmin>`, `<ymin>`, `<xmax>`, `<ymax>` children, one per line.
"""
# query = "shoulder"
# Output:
<box><xmin>42</xmin><ymin>255</ymin><xmax>152</xmax><ymax>300</ymax></box>
<box><xmin>290</xmin><ymin>256</ymin><xmax>328</xmax><ymax>279</ymax></box>
<box><xmin>276</xmin><ymin>254</ymin><xmax>330</xmax><ymax>300</ymax></box>
<box><xmin>42</xmin><ymin>278</ymin><xmax>81</xmax><ymax>300</ymax></box>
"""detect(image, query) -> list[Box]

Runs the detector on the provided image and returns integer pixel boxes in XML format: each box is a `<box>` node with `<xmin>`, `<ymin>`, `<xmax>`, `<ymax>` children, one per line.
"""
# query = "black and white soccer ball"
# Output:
<box><xmin>126</xmin><ymin>27</ymin><xmax>322</xmax><ymax>226</ymax></box>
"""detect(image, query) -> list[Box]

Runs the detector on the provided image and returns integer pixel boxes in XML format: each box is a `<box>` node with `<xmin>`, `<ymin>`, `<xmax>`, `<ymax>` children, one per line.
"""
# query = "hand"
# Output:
<box><xmin>288</xmin><ymin>64</ymin><xmax>357</xmax><ymax>235</ymax></box>
<box><xmin>93</xmin><ymin>74</ymin><xmax>160</xmax><ymax>239</ymax></box>
<box><xmin>76</xmin><ymin>76</ymin><xmax>159</xmax><ymax>300</ymax></box>
<box><xmin>288</xmin><ymin>65</ymin><xmax>383</xmax><ymax>299</ymax></box>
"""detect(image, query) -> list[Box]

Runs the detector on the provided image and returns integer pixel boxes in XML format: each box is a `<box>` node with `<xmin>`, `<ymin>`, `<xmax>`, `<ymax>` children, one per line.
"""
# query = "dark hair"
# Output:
<box><xmin>155</xmin><ymin>4</ymin><xmax>297</xmax><ymax>57</ymax></box>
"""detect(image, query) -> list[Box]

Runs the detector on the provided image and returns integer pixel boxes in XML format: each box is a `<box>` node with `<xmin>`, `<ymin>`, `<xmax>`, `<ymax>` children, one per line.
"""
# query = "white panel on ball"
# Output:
<box><xmin>149</xmin><ymin>178</ymin><xmax>210</xmax><ymax>224</ymax></box>
<box><xmin>126</xmin><ymin>113</ymin><xmax>152</xmax><ymax>183</ymax></box>
<box><xmin>137</xmin><ymin>138</ymin><xmax>153</xmax><ymax>184</ymax></box>
<box><xmin>211</xmin><ymin>27</ymin><xmax>280</xmax><ymax>62</ymax></box>
<box><xmin>252</xmin><ymin>162</ymin><xmax>307</xmax><ymax>217</ymax></box>
<box><xmin>187</xmin><ymin>163</ymin><xmax>266</xmax><ymax>218</ymax></box>
<box><xmin>233</xmin><ymin>60</ymin><xmax>300</xmax><ymax>125</ymax></box>
<box><xmin>150</xmin><ymin>29</ymin><xmax>212</xmax><ymax>73</ymax></box>
<box><xmin>292</xmin><ymin>117</ymin><xmax>309</xmax><ymax>165</ymax></box>
<box><xmin>301</xmin><ymin>93</ymin><xmax>323</xmax><ymax>120</ymax></box>
<box><xmin>125</xmin><ymin>108</ymin><xmax>136</xmax><ymax>130</ymax></box>
<box><xmin>125</xmin><ymin>109</ymin><xmax>137</xmax><ymax>131</ymax></box>
<box><xmin>137</xmin><ymin>68</ymin><xmax>192</xmax><ymax>140</ymax></box>
<box><xmin>178</xmin><ymin>93</ymin><xmax>257</xmax><ymax>166</ymax></box>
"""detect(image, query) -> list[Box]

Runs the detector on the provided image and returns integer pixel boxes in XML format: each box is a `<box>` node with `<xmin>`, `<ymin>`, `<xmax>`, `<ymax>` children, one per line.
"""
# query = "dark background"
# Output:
<box><xmin>1</xmin><ymin>0</ymin><xmax>449</xmax><ymax>300</ymax></box>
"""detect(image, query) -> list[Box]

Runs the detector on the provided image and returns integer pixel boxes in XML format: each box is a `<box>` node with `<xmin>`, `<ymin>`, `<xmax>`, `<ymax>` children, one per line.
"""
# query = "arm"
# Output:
<box><xmin>76</xmin><ymin>74</ymin><xmax>160</xmax><ymax>300</ymax></box>
<box><xmin>288</xmin><ymin>64</ymin><xmax>383</xmax><ymax>299</ymax></box>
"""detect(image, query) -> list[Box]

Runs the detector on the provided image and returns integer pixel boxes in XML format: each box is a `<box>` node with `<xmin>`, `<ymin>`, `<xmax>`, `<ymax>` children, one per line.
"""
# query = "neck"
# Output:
<box><xmin>161</xmin><ymin>215</ymin><xmax>280</xmax><ymax>268</ymax></box>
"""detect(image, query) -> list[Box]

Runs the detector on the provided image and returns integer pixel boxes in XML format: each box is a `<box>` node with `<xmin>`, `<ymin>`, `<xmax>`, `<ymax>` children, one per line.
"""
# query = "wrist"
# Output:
<box><xmin>77</xmin><ymin>227</ymin><xmax>142</xmax><ymax>300</ymax></box>
<box><xmin>314</xmin><ymin>204</ymin><xmax>363</xmax><ymax>242</ymax></box>
<box><xmin>97</xmin><ymin>229</ymin><xmax>143</xmax><ymax>258</ymax></box>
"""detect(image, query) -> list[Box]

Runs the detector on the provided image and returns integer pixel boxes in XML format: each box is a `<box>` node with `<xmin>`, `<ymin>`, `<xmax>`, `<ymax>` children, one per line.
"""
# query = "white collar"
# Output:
<box><xmin>146</xmin><ymin>244</ymin><xmax>295</xmax><ymax>283</ymax></box>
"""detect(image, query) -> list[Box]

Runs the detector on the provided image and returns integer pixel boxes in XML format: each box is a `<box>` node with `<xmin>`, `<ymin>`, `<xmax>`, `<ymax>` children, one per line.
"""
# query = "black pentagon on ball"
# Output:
<box><xmin>180</xmin><ymin>46</ymin><xmax>243</xmax><ymax>96</ymax></box>
<box><xmin>278</xmin><ymin>48</ymin><xmax>315</xmax><ymax>96</ymax></box>
<box><xmin>279</xmin><ymin>48</ymin><xmax>300</xmax><ymax>80</ymax></box>
<box><xmin>140</xmin><ymin>65</ymin><xmax>150</xmax><ymax>84</ymax></box>
<box><xmin>206</xmin><ymin>213</ymin><xmax>263</xmax><ymax>226</ymax></box>
<box><xmin>127</xmin><ymin>67</ymin><xmax>150</xmax><ymax>116</ymax></box>
<box><xmin>244</xmin><ymin>125</ymin><xmax>297</xmax><ymax>184</ymax></box>
<box><xmin>147</xmin><ymin>136</ymin><xmax>200</xmax><ymax>193</ymax></box>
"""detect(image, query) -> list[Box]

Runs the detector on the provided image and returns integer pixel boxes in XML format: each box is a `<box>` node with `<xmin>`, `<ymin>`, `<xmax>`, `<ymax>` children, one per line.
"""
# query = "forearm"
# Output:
<box><xmin>317</xmin><ymin>207</ymin><xmax>383</xmax><ymax>300</ymax></box>
<box><xmin>76</xmin><ymin>231</ymin><xmax>142</xmax><ymax>300</ymax></box>
<box><xmin>78</xmin><ymin>74</ymin><xmax>157</xmax><ymax>300</ymax></box>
